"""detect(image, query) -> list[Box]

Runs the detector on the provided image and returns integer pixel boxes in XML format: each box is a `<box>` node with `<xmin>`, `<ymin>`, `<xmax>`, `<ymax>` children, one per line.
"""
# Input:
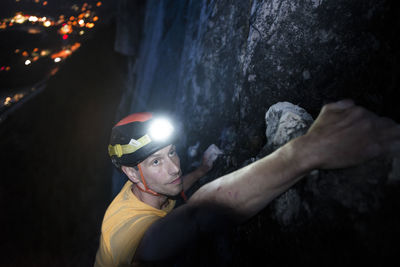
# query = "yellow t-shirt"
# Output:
<box><xmin>94</xmin><ymin>181</ymin><xmax>176</xmax><ymax>267</ymax></box>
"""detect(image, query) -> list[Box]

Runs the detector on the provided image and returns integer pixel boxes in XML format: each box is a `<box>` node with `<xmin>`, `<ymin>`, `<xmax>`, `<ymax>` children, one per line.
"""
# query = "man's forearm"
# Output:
<box><xmin>189</xmin><ymin>136</ymin><xmax>313</xmax><ymax>222</ymax></box>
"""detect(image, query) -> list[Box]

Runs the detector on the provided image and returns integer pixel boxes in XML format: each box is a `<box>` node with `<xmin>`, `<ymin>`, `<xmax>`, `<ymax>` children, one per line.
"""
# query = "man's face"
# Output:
<box><xmin>138</xmin><ymin>144</ymin><xmax>182</xmax><ymax>196</ymax></box>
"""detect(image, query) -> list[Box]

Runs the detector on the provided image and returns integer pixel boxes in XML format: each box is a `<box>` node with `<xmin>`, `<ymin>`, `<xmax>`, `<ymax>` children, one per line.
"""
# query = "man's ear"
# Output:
<box><xmin>121</xmin><ymin>166</ymin><xmax>141</xmax><ymax>184</ymax></box>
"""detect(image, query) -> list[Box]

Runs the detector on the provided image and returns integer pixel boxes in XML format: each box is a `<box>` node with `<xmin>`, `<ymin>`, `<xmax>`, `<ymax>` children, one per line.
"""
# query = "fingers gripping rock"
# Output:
<box><xmin>203</xmin><ymin>144</ymin><xmax>223</xmax><ymax>168</ymax></box>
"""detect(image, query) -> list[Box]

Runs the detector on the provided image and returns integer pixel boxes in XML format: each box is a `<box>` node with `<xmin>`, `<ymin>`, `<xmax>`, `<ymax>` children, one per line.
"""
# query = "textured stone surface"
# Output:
<box><xmin>115</xmin><ymin>0</ymin><xmax>400</xmax><ymax>265</ymax></box>
<box><xmin>265</xmin><ymin>101</ymin><xmax>313</xmax><ymax>150</ymax></box>
<box><xmin>263</xmin><ymin>102</ymin><xmax>313</xmax><ymax>226</ymax></box>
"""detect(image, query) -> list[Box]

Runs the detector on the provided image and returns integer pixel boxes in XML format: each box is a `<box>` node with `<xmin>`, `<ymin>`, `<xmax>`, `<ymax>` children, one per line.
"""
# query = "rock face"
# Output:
<box><xmin>114</xmin><ymin>0</ymin><xmax>400</xmax><ymax>265</ymax></box>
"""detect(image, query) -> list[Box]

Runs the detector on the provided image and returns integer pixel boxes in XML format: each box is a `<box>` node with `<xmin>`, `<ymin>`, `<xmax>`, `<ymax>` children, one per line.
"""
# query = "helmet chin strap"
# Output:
<box><xmin>136</xmin><ymin>164</ymin><xmax>161</xmax><ymax>196</ymax></box>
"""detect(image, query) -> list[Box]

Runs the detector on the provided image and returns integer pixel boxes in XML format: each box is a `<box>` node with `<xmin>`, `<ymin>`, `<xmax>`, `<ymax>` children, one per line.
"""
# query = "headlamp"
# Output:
<box><xmin>109</xmin><ymin>113</ymin><xmax>177</xmax><ymax>167</ymax></box>
<box><xmin>148</xmin><ymin>118</ymin><xmax>174</xmax><ymax>141</ymax></box>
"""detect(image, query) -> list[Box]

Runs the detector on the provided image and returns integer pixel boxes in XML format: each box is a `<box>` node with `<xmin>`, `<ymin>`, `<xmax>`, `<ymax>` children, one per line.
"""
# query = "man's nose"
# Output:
<box><xmin>167</xmin><ymin>157</ymin><xmax>180</xmax><ymax>175</ymax></box>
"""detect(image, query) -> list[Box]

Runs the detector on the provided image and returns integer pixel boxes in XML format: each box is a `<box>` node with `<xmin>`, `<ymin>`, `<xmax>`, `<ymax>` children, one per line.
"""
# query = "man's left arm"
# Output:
<box><xmin>182</xmin><ymin>144</ymin><xmax>223</xmax><ymax>191</ymax></box>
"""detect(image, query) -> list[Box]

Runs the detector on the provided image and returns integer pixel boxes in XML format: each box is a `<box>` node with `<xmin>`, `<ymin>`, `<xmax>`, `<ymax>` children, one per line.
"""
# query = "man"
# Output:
<box><xmin>95</xmin><ymin>99</ymin><xmax>400</xmax><ymax>266</ymax></box>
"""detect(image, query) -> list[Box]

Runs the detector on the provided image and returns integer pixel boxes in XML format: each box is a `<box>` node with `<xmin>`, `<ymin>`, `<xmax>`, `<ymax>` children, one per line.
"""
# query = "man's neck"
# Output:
<box><xmin>131</xmin><ymin>185</ymin><xmax>169</xmax><ymax>210</ymax></box>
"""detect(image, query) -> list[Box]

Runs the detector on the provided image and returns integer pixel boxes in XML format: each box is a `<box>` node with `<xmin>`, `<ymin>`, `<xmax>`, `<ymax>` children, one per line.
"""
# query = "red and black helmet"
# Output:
<box><xmin>108</xmin><ymin>112</ymin><xmax>177</xmax><ymax>168</ymax></box>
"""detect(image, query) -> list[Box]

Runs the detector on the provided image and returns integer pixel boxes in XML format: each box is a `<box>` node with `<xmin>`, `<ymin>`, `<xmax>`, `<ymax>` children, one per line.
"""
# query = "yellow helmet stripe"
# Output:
<box><xmin>108</xmin><ymin>134</ymin><xmax>152</xmax><ymax>158</ymax></box>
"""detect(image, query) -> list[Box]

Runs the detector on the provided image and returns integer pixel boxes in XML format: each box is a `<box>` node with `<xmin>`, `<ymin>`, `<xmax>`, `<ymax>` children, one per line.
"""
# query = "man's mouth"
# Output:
<box><xmin>170</xmin><ymin>177</ymin><xmax>182</xmax><ymax>184</ymax></box>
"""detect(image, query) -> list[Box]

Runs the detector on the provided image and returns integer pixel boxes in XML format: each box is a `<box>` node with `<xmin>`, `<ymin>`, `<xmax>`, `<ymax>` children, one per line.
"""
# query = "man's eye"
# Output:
<box><xmin>152</xmin><ymin>159</ymin><xmax>160</xmax><ymax>165</ymax></box>
<box><xmin>169</xmin><ymin>150</ymin><xmax>176</xmax><ymax>157</ymax></box>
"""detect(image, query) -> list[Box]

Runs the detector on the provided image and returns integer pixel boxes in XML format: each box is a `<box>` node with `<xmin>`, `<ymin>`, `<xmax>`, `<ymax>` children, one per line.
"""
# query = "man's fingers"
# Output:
<box><xmin>204</xmin><ymin>144</ymin><xmax>223</xmax><ymax>158</ymax></box>
<box><xmin>376</xmin><ymin>116</ymin><xmax>397</xmax><ymax>128</ymax></box>
<box><xmin>324</xmin><ymin>99</ymin><xmax>355</xmax><ymax>111</ymax></box>
<box><xmin>334</xmin><ymin>106</ymin><xmax>374</xmax><ymax>129</ymax></box>
<box><xmin>334</xmin><ymin>99</ymin><xmax>355</xmax><ymax>109</ymax></box>
<box><xmin>203</xmin><ymin>144</ymin><xmax>223</xmax><ymax>167</ymax></box>
<box><xmin>375</xmin><ymin>117</ymin><xmax>400</xmax><ymax>142</ymax></box>
<box><xmin>374</xmin><ymin>117</ymin><xmax>400</xmax><ymax>156</ymax></box>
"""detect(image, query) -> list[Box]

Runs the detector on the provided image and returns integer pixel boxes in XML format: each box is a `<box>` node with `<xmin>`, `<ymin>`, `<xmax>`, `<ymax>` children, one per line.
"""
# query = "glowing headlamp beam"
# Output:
<box><xmin>148</xmin><ymin>118</ymin><xmax>174</xmax><ymax>141</ymax></box>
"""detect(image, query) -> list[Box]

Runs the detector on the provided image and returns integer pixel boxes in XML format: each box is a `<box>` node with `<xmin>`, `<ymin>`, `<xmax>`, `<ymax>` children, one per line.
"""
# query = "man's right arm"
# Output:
<box><xmin>189</xmin><ymin>99</ymin><xmax>400</xmax><ymax>219</ymax></box>
<box><xmin>135</xmin><ymin>99</ymin><xmax>400</xmax><ymax>263</ymax></box>
<box><xmin>134</xmin><ymin>135</ymin><xmax>307</xmax><ymax>263</ymax></box>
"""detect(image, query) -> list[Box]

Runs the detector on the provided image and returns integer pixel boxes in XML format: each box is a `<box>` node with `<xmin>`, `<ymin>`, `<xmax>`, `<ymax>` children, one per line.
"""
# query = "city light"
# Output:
<box><xmin>1</xmin><ymin>0</ymin><xmax>104</xmax><ymax>110</ymax></box>
<box><xmin>4</xmin><ymin>97</ymin><xmax>12</xmax><ymax>106</ymax></box>
<box><xmin>13</xmin><ymin>14</ymin><xmax>26</xmax><ymax>24</ymax></box>
<box><xmin>28</xmin><ymin>28</ymin><xmax>41</xmax><ymax>34</ymax></box>
<box><xmin>50</xmin><ymin>67</ymin><xmax>59</xmax><ymax>76</ymax></box>
<box><xmin>13</xmin><ymin>93</ymin><xmax>24</xmax><ymax>102</ymax></box>
<box><xmin>40</xmin><ymin>50</ymin><xmax>50</xmax><ymax>56</ymax></box>
<box><xmin>50</xmin><ymin>43</ymin><xmax>81</xmax><ymax>61</ymax></box>
<box><xmin>29</xmin><ymin>16</ymin><xmax>39</xmax><ymax>22</ymax></box>
<box><xmin>60</xmin><ymin>24</ymin><xmax>73</xmax><ymax>34</ymax></box>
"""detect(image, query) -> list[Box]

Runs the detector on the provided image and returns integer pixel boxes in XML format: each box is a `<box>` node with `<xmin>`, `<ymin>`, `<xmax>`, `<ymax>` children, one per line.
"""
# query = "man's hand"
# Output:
<box><xmin>182</xmin><ymin>144</ymin><xmax>223</xmax><ymax>191</ymax></box>
<box><xmin>302</xmin><ymin>99</ymin><xmax>400</xmax><ymax>170</ymax></box>
<box><xmin>199</xmin><ymin>144</ymin><xmax>223</xmax><ymax>174</ymax></box>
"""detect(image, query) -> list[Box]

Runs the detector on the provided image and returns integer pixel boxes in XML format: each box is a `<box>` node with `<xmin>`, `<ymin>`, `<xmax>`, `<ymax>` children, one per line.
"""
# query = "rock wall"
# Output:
<box><xmin>115</xmin><ymin>0</ymin><xmax>399</xmax><ymax>265</ymax></box>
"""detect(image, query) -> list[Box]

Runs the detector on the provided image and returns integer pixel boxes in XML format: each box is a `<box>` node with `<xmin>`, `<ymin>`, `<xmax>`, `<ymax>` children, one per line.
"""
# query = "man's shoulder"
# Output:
<box><xmin>98</xmin><ymin>191</ymin><xmax>164</xmax><ymax>266</ymax></box>
<box><xmin>101</xmin><ymin>181</ymin><xmax>175</xmax><ymax>243</ymax></box>
<box><xmin>102</xmin><ymin>182</ymin><xmax>156</xmax><ymax>232</ymax></box>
